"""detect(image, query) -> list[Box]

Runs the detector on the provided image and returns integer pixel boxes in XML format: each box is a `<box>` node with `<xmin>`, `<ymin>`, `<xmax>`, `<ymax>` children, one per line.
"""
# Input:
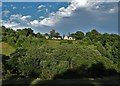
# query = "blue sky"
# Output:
<box><xmin>1</xmin><ymin>0</ymin><xmax>118</xmax><ymax>35</ymax></box>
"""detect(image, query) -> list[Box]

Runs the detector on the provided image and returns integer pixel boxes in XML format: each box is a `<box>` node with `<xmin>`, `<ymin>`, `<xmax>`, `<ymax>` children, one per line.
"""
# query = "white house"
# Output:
<box><xmin>68</xmin><ymin>37</ymin><xmax>75</xmax><ymax>40</ymax></box>
<box><xmin>52</xmin><ymin>37</ymin><xmax>62</xmax><ymax>40</ymax></box>
<box><xmin>52</xmin><ymin>37</ymin><xmax>57</xmax><ymax>39</ymax></box>
<box><xmin>45</xmin><ymin>36</ymin><xmax>49</xmax><ymax>39</ymax></box>
<box><xmin>63</xmin><ymin>36</ymin><xmax>75</xmax><ymax>40</ymax></box>
<box><xmin>63</xmin><ymin>36</ymin><xmax>69</xmax><ymax>40</ymax></box>
<box><xmin>57</xmin><ymin>37</ymin><xmax>61</xmax><ymax>40</ymax></box>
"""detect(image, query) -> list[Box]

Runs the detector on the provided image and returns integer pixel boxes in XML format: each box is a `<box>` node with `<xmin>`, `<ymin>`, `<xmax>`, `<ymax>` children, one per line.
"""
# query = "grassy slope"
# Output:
<box><xmin>46</xmin><ymin>40</ymin><xmax>61</xmax><ymax>48</ymax></box>
<box><xmin>0</xmin><ymin>40</ymin><xmax>61</xmax><ymax>56</ymax></box>
<box><xmin>0</xmin><ymin>42</ymin><xmax>15</xmax><ymax>56</ymax></box>
<box><xmin>1</xmin><ymin>40</ymin><xmax>120</xmax><ymax>86</ymax></box>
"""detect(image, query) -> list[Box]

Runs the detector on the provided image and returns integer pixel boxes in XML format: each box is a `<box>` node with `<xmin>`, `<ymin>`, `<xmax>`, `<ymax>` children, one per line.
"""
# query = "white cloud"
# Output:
<box><xmin>0</xmin><ymin>20</ymin><xmax>4</xmax><ymax>26</ymax></box>
<box><xmin>37</xmin><ymin>0</ymin><xmax>117</xmax><ymax>27</ymax></box>
<box><xmin>13</xmin><ymin>7</ymin><xmax>17</xmax><ymax>9</ymax></box>
<box><xmin>1</xmin><ymin>19</ymin><xmax>31</xmax><ymax>30</ymax></box>
<box><xmin>35</xmin><ymin>0</ymin><xmax>91</xmax><ymax>27</ymax></box>
<box><xmin>21</xmin><ymin>15</ymin><xmax>31</xmax><ymax>21</ymax></box>
<box><xmin>37</xmin><ymin>5</ymin><xmax>46</xmax><ymax>13</ymax></box>
<box><xmin>107</xmin><ymin>7</ymin><xmax>118</xmax><ymax>14</ymax></box>
<box><xmin>2</xmin><ymin>0</ymin><xmax>117</xmax><ymax>34</ymax></box>
<box><xmin>10</xmin><ymin>14</ymin><xmax>31</xmax><ymax>21</ymax></box>
<box><xmin>38</xmin><ymin>5</ymin><xmax>45</xmax><ymax>9</ymax></box>
<box><xmin>2</xmin><ymin>21</ymin><xmax>19</xmax><ymax>29</ymax></box>
<box><xmin>95</xmin><ymin>5</ymin><xmax>100</xmax><ymax>9</ymax></box>
<box><xmin>10</xmin><ymin>14</ymin><xmax>22</xmax><ymax>21</ymax></box>
<box><xmin>40</xmin><ymin>17</ymin><xmax>57</xmax><ymax>26</ymax></box>
<box><xmin>39</xmin><ymin>16</ymin><xmax>44</xmax><ymax>19</ymax></box>
<box><xmin>30</xmin><ymin>20</ymin><xmax>39</xmax><ymax>26</ymax></box>
<box><xmin>2</xmin><ymin>10</ymin><xmax>10</xmax><ymax>17</ymax></box>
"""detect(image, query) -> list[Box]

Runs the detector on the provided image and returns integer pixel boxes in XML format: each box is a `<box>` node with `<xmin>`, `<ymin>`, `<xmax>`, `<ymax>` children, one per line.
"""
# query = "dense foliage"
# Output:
<box><xmin>1</xmin><ymin>26</ymin><xmax>120</xmax><ymax>80</ymax></box>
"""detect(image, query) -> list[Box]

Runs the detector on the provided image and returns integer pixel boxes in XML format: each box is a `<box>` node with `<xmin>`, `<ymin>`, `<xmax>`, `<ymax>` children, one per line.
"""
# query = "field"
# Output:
<box><xmin>0</xmin><ymin>42</ymin><xmax>15</xmax><ymax>56</ymax></box>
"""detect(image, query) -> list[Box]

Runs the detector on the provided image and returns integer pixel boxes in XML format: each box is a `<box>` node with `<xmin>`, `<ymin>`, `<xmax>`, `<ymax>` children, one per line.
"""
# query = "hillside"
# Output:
<box><xmin>1</xmin><ymin>26</ymin><xmax>120</xmax><ymax>86</ymax></box>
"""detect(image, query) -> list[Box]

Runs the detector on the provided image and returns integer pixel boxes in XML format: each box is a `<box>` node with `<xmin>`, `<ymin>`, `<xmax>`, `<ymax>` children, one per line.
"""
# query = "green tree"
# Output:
<box><xmin>86</xmin><ymin>29</ymin><xmax>101</xmax><ymax>43</ymax></box>
<box><xmin>35</xmin><ymin>32</ymin><xmax>43</xmax><ymax>38</ymax></box>
<box><xmin>50</xmin><ymin>29</ymin><xmax>60</xmax><ymax>38</ymax></box>
<box><xmin>70</xmin><ymin>31</ymin><xmax>84</xmax><ymax>40</ymax></box>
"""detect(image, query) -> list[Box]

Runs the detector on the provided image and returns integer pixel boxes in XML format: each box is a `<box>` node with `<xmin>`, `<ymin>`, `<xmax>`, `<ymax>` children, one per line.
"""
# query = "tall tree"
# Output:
<box><xmin>50</xmin><ymin>29</ymin><xmax>60</xmax><ymax>38</ymax></box>
<box><xmin>70</xmin><ymin>31</ymin><xmax>84</xmax><ymax>40</ymax></box>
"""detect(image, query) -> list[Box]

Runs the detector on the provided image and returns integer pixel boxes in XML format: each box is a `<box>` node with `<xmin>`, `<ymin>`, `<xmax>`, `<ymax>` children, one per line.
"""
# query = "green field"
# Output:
<box><xmin>46</xmin><ymin>40</ymin><xmax>61</xmax><ymax>47</ymax></box>
<box><xmin>0</xmin><ymin>42</ymin><xmax>15</xmax><ymax>56</ymax></box>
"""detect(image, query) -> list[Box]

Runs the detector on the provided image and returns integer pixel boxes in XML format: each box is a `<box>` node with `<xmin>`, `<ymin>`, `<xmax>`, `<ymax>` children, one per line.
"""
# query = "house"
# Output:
<box><xmin>57</xmin><ymin>37</ymin><xmax>61</xmax><ymax>40</ymax></box>
<box><xmin>63</xmin><ymin>36</ymin><xmax>69</xmax><ymax>40</ymax></box>
<box><xmin>63</xmin><ymin>36</ymin><xmax>75</xmax><ymax>40</ymax></box>
<box><xmin>45</xmin><ymin>36</ymin><xmax>49</xmax><ymax>39</ymax></box>
<box><xmin>68</xmin><ymin>37</ymin><xmax>75</xmax><ymax>40</ymax></box>
<box><xmin>52</xmin><ymin>37</ymin><xmax>57</xmax><ymax>39</ymax></box>
<box><xmin>52</xmin><ymin>36</ymin><xmax>62</xmax><ymax>40</ymax></box>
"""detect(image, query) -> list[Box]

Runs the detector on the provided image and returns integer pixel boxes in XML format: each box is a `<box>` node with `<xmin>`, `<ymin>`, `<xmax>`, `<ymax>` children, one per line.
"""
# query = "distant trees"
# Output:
<box><xmin>35</xmin><ymin>32</ymin><xmax>44</xmax><ymax>38</ymax></box>
<box><xmin>50</xmin><ymin>29</ymin><xmax>60</xmax><ymax>38</ymax></box>
<box><xmin>70</xmin><ymin>31</ymin><xmax>84</xmax><ymax>40</ymax></box>
<box><xmin>17</xmin><ymin>28</ymin><xmax>34</xmax><ymax>37</ymax></box>
<box><xmin>0</xmin><ymin>26</ymin><xmax>47</xmax><ymax>47</ymax></box>
<box><xmin>86</xmin><ymin>29</ymin><xmax>101</xmax><ymax>43</ymax></box>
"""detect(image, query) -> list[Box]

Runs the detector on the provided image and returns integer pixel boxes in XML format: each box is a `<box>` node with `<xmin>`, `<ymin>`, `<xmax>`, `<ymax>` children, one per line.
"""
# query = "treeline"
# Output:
<box><xmin>1</xmin><ymin>26</ymin><xmax>120</xmax><ymax>80</ymax></box>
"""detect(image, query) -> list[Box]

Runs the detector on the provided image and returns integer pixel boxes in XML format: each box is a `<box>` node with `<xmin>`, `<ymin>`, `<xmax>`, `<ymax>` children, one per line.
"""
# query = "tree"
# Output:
<box><xmin>50</xmin><ymin>29</ymin><xmax>60</xmax><ymax>38</ymax></box>
<box><xmin>70</xmin><ymin>31</ymin><xmax>84</xmax><ymax>40</ymax></box>
<box><xmin>17</xmin><ymin>28</ymin><xmax>34</xmax><ymax>37</ymax></box>
<box><xmin>86</xmin><ymin>29</ymin><xmax>101</xmax><ymax>43</ymax></box>
<box><xmin>100</xmin><ymin>33</ymin><xmax>110</xmax><ymax>46</ymax></box>
<box><xmin>50</xmin><ymin>29</ymin><xmax>56</xmax><ymax>38</ymax></box>
<box><xmin>35</xmin><ymin>32</ymin><xmax>43</xmax><ymax>38</ymax></box>
<box><xmin>95</xmin><ymin>42</ymin><xmax>107</xmax><ymax>57</ymax></box>
<box><xmin>7</xmin><ymin>48</ymin><xmax>27</xmax><ymax>74</ymax></box>
<box><xmin>55</xmin><ymin>32</ymin><xmax>60</xmax><ymax>37</ymax></box>
<box><xmin>75</xmin><ymin>31</ymin><xmax>84</xmax><ymax>40</ymax></box>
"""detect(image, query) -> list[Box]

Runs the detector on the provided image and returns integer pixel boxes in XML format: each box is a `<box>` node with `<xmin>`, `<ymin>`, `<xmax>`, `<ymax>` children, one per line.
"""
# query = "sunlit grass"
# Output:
<box><xmin>0</xmin><ymin>42</ymin><xmax>15</xmax><ymax>56</ymax></box>
<box><xmin>30</xmin><ymin>78</ymin><xmax>42</xmax><ymax>86</ymax></box>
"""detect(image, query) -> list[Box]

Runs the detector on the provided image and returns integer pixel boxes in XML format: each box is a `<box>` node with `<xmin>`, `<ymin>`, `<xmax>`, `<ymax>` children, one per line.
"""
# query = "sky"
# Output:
<box><xmin>0</xmin><ymin>0</ymin><xmax>119</xmax><ymax>35</ymax></box>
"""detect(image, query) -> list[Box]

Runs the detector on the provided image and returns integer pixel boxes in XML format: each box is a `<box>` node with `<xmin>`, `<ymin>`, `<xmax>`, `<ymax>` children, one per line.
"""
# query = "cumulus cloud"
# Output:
<box><xmin>32</xmin><ymin>0</ymin><xmax>95</xmax><ymax>27</ymax></box>
<box><xmin>10</xmin><ymin>14</ymin><xmax>31</xmax><ymax>21</ymax></box>
<box><xmin>2</xmin><ymin>0</ymin><xmax>118</xmax><ymax>34</ymax></box>
<box><xmin>2</xmin><ymin>21</ymin><xmax>19</xmax><ymax>29</ymax></box>
<box><xmin>1</xmin><ymin>19</ymin><xmax>31</xmax><ymax>30</ymax></box>
<box><xmin>21</xmin><ymin>15</ymin><xmax>31</xmax><ymax>21</ymax></box>
<box><xmin>1</xmin><ymin>14</ymin><xmax>32</xmax><ymax>30</ymax></box>
<box><xmin>30</xmin><ymin>20</ymin><xmax>39</xmax><ymax>26</ymax></box>
<box><xmin>30</xmin><ymin>0</ymin><xmax>117</xmax><ymax>27</ymax></box>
